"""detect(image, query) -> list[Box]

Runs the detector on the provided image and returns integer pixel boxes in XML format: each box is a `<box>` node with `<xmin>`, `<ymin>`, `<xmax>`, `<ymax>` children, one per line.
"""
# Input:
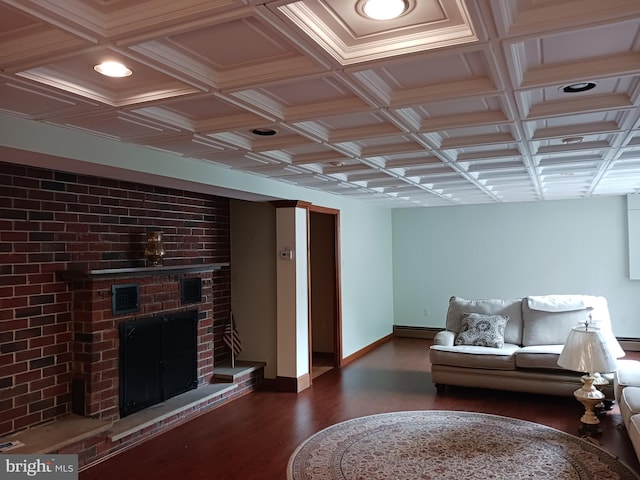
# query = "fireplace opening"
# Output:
<box><xmin>119</xmin><ymin>310</ymin><xmax>198</xmax><ymax>417</ymax></box>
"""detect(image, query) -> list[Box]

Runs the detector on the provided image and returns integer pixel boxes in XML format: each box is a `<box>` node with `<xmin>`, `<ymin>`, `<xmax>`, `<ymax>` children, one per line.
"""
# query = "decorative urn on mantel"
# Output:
<box><xmin>144</xmin><ymin>231</ymin><xmax>166</xmax><ymax>266</ymax></box>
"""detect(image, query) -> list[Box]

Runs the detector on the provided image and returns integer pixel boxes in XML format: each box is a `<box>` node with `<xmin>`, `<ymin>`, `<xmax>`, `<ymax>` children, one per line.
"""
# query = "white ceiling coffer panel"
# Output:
<box><xmin>0</xmin><ymin>76</ymin><xmax>100</xmax><ymax>119</ymax></box>
<box><xmin>2</xmin><ymin>0</ymin><xmax>640</xmax><ymax>207</ymax></box>
<box><xmin>51</xmin><ymin>110</ymin><xmax>184</xmax><ymax>142</ymax></box>
<box><xmin>273</xmin><ymin>0</ymin><xmax>481</xmax><ymax>66</ymax></box>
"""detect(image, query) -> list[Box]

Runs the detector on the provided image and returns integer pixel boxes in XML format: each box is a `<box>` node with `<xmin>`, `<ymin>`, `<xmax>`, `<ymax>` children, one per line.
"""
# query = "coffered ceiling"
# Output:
<box><xmin>1</xmin><ymin>0</ymin><xmax>640</xmax><ymax>208</ymax></box>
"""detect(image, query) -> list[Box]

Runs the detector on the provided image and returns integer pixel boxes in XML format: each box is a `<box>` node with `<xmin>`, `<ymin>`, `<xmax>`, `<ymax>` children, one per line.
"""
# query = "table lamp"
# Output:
<box><xmin>557</xmin><ymin>324</ymin><xmax>619</xmax><ymax>434</ymax></box>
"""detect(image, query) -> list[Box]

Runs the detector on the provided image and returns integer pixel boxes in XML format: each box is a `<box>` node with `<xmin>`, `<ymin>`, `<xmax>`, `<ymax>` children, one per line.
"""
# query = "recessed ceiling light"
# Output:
<box><xmin>561</xmin><ymin>82</ymin><xmax>596</xmax><ymax>93</ymax></box>
<box><xmin>359</xmin><ymin>0</ymin><xmax>408</xmax><ymax>20</ymax></box>
<box><xmin>94</xmin><ymin>61</ymin><xmax>132</xmax><ymax>78</ymax></box>
<box><xmin>251</xmin><ymin>128</ymin><xmax>277</xmax><ymax>136</ymax></box>
<box><xmin>562</xmin><ymin>136</ymin><xmax>584</xmax><ymax>144</ymax></box>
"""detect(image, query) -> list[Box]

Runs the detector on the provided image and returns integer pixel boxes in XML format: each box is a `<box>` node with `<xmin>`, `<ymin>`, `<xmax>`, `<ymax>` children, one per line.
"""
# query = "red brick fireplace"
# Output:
<box><xmin>0</xmin><ymin>160</ymin><xmax>232</xmax><ymax>437</ymax></box>
<box><xmin>63</xmin><ymin>264</ymin><xmax>228</xmax><ymax>423</ymax></box>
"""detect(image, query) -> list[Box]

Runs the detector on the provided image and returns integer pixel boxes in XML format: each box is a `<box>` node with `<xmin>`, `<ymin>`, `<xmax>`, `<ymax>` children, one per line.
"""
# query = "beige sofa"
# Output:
<box><xmin>614</xmin><ymin>360</ymin><xmax>640</xmax><ymax>462</ymax></box>
<box><xmin>430</xmin><ymin>295</ymin><xmax>618</xmax><ymax>399</ymax></box>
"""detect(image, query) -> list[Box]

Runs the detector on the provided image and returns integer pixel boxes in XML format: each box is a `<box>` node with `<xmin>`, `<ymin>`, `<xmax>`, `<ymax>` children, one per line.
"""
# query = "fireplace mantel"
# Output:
<box><xmin>61</xmin><ymin>262</ymin><xmax>230</xmax><ymax>281</ymax></box>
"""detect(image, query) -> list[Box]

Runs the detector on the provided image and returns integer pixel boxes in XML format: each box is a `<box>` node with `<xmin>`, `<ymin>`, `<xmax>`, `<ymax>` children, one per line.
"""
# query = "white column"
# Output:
<box><xmin>275</xmin><ymin>204</ymin><xmax>310</xmax><ymax>391</ymax></box>
<box><xmin>628</xmin><ymin>194</ymin><xmax>640</xmax><ymax>279</ymax></box>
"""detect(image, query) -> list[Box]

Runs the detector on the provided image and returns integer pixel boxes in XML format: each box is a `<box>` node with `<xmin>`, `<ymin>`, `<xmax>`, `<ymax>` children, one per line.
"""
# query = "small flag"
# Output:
<box><xmin>223</xmin><ymin>312</ymin><xmax>242</xmax><ymax>356</ymax></box>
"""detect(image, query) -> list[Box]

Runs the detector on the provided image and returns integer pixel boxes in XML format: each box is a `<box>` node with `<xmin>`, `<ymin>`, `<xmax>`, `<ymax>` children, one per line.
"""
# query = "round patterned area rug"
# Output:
<box><xmin>287</xmin><ymin>411</ymin><xmax>639</xmax><ymax>480</ymax></box>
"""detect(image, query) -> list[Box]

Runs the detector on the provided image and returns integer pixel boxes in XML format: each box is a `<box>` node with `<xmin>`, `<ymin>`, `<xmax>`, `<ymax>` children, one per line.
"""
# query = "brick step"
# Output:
<box><xmin>0</xmin><ymin>415</ymin><xmax>111</xmax><ymax>455</ymax></box>
<box><xmin>212</xmin><ymin>360</ymin><xmax>266</xmax><ymax>383</ymax></box>
<box><xmin>109</xmin><ymin>382</ymin><xmax>237</xmax><ymax>442</ymax></box>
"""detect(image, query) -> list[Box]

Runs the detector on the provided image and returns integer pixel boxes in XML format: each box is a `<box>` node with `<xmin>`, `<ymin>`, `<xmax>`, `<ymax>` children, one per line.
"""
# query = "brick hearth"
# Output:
<box><xmin>2</xmin><ymin>362</ymin><xmax>264</xmax><ymax>468</ymax></box>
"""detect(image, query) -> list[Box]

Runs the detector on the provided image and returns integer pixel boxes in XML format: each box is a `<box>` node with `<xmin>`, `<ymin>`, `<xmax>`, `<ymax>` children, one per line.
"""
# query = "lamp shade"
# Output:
<box><xmin>586</xmin><ymin>309</ymin><xmax>626</xmax><ymax>359</ymax></box>
<box><xmin>599</xmin><ymin>328</ymin><xmax>626</xmax><ymax>359</ymax></box>
<box><xmin>557</xmin><ymin>326</ymin><xmax>618</xmax><ymax>374</ymax></box>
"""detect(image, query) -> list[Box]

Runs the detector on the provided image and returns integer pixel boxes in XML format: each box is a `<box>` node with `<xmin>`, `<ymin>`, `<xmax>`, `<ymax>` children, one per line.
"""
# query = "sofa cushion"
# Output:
<box><xmin>455</xmin><ymin>313</ymin><xmax>508</xmax><ymax>348</ymax></box>
<box><xmin>515</xmin><ymin>345</ymin><xmax>565</xmax><ymax>370</ymax></box>
<box><xmin>614</xmin><ymin>359</ymin><xmax>640</xmax><ymax>403</ymax></box>
<box><xmin>629</xmin><ymin>415</ymin><xmax>640</xmax><ymax>464</ymax></box>
<box><xmin>620</xmin><ymin>387</ymin><xmax>640</xmax><ymax>428</ymax></box>
<box><xmin>446</xmin><ymin>296</ymin><xmax>523</xmax><ymax>345</ymax></box>
<box><xmin>527</xmin><ymin>295</ymin><xmax>588</xmax><ymax>312</ymax></box>
<box><xmin>522</xmin><ymin>301</ymin><xmax>590</xmax><ymax>346</ymax></box>
<box><xmin>430</xmin><ymin>343</ymin><xmax>519</xmax><ymax>370</ymax></box>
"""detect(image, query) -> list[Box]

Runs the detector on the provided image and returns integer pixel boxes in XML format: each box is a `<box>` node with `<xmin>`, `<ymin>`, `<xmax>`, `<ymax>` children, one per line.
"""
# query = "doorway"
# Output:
<box><xmin>308</xmin><ymin>207</ymin><xmax>341</xmax><ymax>381</ymax></box>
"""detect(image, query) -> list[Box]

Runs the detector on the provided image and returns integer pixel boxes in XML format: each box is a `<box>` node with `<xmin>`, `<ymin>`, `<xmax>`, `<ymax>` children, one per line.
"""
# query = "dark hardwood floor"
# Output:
<box><xmin>80</xmin><ymin>337</ymin><xmax>640</xmax><ymax>479</ymax></box>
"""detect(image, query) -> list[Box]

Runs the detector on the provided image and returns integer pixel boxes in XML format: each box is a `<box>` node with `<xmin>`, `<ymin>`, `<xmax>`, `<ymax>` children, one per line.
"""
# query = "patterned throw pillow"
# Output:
<box><xmin>455</xmin><ymin>313</ymin><xmax>509</xmax><ymax>348</ymax></box>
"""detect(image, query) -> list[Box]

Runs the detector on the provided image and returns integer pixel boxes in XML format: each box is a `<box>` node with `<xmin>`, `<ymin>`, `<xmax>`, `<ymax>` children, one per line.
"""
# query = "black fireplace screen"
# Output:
<box><xmin>119</xmin><ymin>310</ymin><xmax>198</xmax><ymax>417</ymax></box>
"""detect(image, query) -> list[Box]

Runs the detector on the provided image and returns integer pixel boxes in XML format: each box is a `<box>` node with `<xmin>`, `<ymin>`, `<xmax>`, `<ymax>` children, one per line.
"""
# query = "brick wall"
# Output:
<box><xmin>0</xmin><ymin>160</ymin><xmax>231</xmax><ymax>437</ymax></box>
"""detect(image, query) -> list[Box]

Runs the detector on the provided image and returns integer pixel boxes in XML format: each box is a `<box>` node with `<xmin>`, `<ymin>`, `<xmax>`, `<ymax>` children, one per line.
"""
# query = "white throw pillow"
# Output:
<box><xmin>455</xmin><ymin>313</ymin><xmax>509</xmax><ymax>348</ymax></box>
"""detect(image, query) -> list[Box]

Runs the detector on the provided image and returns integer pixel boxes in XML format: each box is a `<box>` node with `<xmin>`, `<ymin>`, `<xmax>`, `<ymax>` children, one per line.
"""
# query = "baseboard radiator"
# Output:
<box><xmin>394</xmin><ymin>326</ymin><xmax>640</xmax><ymax>351</ymax></box>
<box><xmin>618</xmin><ymin>338</ymin><xmax>640</xmax><ymax>352</ymax></box>
<box><xmin>393</xmin><ymin>325</ymin><xmax>441</xmax><ymax>339</ymax></box>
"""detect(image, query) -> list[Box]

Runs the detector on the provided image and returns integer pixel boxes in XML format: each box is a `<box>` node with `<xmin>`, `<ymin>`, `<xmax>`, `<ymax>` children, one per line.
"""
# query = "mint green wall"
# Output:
<box><xmin>392</xmin><ymin>197</ymin><xmax>640</xmax><ymax>338</ymax></box>
<box><xmin>339</xmin><ymin>201</ymin><xmax>394</xmax><ymax>356</ymax></box>
<box><xmin>0</xmin><ymin>113</ymin><xmax>394</xmax><ymax>362</ymax></box>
